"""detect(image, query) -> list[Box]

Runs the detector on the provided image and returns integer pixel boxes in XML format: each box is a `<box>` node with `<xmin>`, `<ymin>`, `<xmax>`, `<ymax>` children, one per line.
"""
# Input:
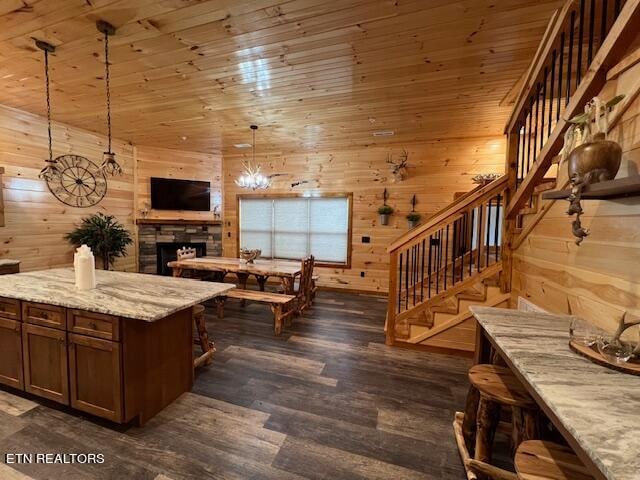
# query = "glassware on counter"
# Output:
<box><xmin>569</xmin><ymin>318</ymin><xmax>602</xmax><ymax>347</ymax></box>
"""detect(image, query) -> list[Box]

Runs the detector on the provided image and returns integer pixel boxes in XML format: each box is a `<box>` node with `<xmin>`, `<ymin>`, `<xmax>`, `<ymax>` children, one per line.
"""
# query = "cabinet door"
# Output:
<box><xmin>68</xmin><ymin>333</ymin><xmax>122</xmax><ymax>422</ymax></box>
<box><xmin>0</xmin><ymin>317</ymin><xmax>23</xmax><ymax>389</ymax></box>
<box><xmin>22</xmin><ymin>323</ymin><xmax>69</xmax><ymax>404</ymax></box>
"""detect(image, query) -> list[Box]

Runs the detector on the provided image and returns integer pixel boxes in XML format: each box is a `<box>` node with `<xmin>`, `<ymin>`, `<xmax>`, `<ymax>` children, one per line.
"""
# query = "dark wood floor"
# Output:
<box><xmin>0</xmin><ymin>291</ymin><xmax>473</xmax><ymax>480</ymax></box>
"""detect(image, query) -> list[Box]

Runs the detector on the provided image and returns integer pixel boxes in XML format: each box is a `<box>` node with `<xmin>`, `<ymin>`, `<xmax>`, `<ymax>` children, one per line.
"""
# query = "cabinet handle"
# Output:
<box><xmin>40</xmin><ymin>312</ymin><xmax>49</xmax><ymax>319</ymax></box>
<box><xmin>89</xmin><ymin>322</ymin><xmax>97</xmax><ymax>330</ymax></box>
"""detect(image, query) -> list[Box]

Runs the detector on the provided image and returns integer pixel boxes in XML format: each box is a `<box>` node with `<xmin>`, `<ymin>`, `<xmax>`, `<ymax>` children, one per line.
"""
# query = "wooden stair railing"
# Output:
<box><xmin>385</xmin><ymin>176</ymin><xmax>508</xmax><ymax>345</ymax></box>
<box><xmin>504</xmin><ymin>0</ymin><xmax>640</xmax><ymax>221</ymax></box>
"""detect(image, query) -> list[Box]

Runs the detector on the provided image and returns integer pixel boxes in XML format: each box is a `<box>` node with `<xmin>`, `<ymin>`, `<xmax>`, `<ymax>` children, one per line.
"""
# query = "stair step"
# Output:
<box><xmin>519</xmin><ymin>205</ymin><xmax>538</xmax><ymax>215</ymax></box>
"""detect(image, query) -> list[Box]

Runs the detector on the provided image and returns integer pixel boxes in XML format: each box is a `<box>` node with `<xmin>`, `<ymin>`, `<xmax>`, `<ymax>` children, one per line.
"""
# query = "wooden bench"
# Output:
<box><xmin>215</xmin><ymin>289</ymin><xmax>296</xmax><ymax>335</ymax></box>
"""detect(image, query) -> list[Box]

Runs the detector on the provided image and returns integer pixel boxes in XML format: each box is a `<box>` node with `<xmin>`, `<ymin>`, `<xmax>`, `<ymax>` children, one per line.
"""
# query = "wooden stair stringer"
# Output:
<box><xmin>407</xmin><ymin>292</ymin><xmax>511</xmax><ymax>344</ymax></box>
<box><xmin>395</xmin><ymin>262</ymin><xmax>503</xmax><ymax>325</ymax></box>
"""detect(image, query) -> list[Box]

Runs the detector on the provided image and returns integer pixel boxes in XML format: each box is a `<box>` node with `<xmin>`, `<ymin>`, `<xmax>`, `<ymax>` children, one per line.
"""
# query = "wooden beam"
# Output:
<box><xmin>506</xmin><ymin>0</ymin><xmax>640</xmax><ymax>219</ymax></box>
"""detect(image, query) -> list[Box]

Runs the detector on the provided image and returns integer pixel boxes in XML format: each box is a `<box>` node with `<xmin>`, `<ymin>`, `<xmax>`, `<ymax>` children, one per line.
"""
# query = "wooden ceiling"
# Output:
<box><xmin>0</xmin><ymin>0</ymin><xmax>562</xmax><ymax>154</ymax></box>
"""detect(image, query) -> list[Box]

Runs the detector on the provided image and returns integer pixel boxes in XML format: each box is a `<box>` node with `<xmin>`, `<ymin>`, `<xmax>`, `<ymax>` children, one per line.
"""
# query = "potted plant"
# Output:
<box><xmin>378</xmin><ymin>205</ymin><xmax>394</xmax><ymax>225</ymax></box>
<box><xmin>65</xmin><ymin>213</ymin><xmax>133</xmax><ymax>270</ymax></box>
<box><xmin>406</xmin><ymin>212</ymin><xmax>421</xmax><ymax>229</ymax></box>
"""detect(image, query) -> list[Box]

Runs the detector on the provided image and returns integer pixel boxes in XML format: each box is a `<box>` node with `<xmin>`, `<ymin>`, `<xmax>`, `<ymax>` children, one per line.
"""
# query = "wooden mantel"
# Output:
<box><xmin>135</xmin><ymin>218</ymin><xmax>221</xmax><ymax>226</ymax></box>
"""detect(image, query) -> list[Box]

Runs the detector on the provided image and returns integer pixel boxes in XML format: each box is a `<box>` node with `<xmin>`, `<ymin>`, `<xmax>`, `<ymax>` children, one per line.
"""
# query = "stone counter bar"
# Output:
<box><xmin>0</xmin><ymin>268</ymin><xmax>233</xmax><ymax>321</ymax></box>
<box><xmin>470</xmin><ymin>306</ymin><xmax>640</xmax><ymax>480</ymax></box>
<box><xmin>0</xmin><ymin>269</ymin><xmax>233</xmax><ymax>425</ymax></box>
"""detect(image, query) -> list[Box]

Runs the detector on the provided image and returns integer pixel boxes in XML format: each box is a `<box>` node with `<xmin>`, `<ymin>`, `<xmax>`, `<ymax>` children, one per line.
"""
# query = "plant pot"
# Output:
<box><xmin>379</xmin><ymin>214</ymin><xmax>390</xmax><ymax>225</ymax></box>
<box><xmin>568</xmin><ymin>134</ymin><xmax>622</xmax><ymax>184</ymax></box>
<box><xmin>407</xmin><ymin>220</ymin><xmax>419</xmax><ymax>229</ymax></box>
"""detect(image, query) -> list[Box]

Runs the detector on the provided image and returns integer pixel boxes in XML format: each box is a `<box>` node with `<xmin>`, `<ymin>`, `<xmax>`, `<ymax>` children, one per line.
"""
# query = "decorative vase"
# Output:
<box><xmin>568</xmin><ymin>133</ymin><xmax>622</xmax><ymax>183</ymax></box>
<box><xmin>379</xmin><ymin>214</ymin><xmax>390</xmax><ymax>226</ymax></box>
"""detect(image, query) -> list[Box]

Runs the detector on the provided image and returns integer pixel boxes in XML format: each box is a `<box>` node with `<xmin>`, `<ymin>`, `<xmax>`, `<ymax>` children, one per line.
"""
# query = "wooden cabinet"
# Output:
<box><xmin>22</xmin><ymin>323</ymin><xmax>69</xmax><ymax>405</ymax></box>
<box><xmin>0</xmin><ymin>317</ymin><xmax>23</xmax><ymax>389</ymax></box>
<box><xmin>68</xmin><ymin>333</ymin><xmax>122</xmax><ymax>422</ymax></box>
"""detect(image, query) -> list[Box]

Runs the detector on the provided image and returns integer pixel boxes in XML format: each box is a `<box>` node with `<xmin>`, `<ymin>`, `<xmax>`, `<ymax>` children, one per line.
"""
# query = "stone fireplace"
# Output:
<box><xmin>137</xmin><ymin>220</ymin><xmax>222</xmax><ymax>275</ymax></box>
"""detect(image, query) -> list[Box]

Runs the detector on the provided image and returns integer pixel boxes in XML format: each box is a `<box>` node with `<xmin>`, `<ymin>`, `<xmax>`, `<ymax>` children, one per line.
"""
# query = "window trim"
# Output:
<box><xmin>236</xmin><ymin>192</ymin><xmax>353</xmax><ymax>269</ymax></box>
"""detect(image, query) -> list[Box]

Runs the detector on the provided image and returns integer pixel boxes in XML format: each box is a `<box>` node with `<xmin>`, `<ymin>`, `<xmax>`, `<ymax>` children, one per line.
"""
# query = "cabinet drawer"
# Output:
<box><xmin>0</xmin><ymin>297</ymin><xmax>21</xmax><ymax>321</ymax></box>
<box><xmin>22</xmin><ymin>302</ymin><xmax>66</xmax><ymax>330</ymax></box>
<box><xmin>67</xmin><ymin>310</ymin><xmax>120</xmax><ymax>341</ymax></box>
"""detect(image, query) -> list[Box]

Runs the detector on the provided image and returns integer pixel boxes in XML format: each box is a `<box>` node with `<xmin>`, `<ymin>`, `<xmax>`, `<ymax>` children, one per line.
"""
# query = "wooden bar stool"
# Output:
<box><xmin>469</xmin><ymin>364</ymin><xmax>538</xmax><ymax>464</ymax></box>
<box><xmin>515</xmin><ymin>441</ymin><xmax>594</xmax><ymax>480</ymax></box>
<box><xmin>192</xmin><ymin>304</ymin><xmax>215</xmax><ymax>368</ymax></box>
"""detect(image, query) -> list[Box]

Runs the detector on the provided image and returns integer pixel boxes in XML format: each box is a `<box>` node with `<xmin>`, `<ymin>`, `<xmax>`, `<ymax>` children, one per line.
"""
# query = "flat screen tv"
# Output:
<box><xmin>150</xmin><ymin>177</ymin><xmax>211</xmax><ymax>211</ymax></box>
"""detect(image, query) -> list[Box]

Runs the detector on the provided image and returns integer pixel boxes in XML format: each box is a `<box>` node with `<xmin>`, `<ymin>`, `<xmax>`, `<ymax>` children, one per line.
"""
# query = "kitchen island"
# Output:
<box><xmin>0</xmin><ymin>268</ymin><xmax>233</xmax><ymax>425</ymax></box>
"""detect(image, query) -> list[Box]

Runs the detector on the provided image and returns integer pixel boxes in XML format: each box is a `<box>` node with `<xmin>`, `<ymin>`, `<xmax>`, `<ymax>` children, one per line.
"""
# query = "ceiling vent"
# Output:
<box><xmin>372</xmin><ymin>130</ymin><xmax>394</xmax><ymax>137</ymax></box>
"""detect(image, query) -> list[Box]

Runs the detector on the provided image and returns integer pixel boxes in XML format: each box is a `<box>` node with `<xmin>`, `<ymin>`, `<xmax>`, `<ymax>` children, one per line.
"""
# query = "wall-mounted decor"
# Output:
<box><xmin>561</xmin><ymin>95</ymin><xmax>625</xmax><ymax>245</ymax></box>
<box><xmin>472</xmin><ymin>173</ymin><xmax>501</xmax><ymax>186</ymax></box>
<box><xmin>386</xmin><ymin>149</ymin><xmax>410</xmax><ymax>182</ymax></box>
<box><xmin>97</xmin><ymin>20</ymin><xmax>123</xmax><ymax>176</ymax></box>
<box><xmin>235</xmin><ymin>125</ymin><xmax>270</xmax><ymax>190</ymax></box>
<box><xmin>378</xmin><ymin>188</ymin><xmax>393</xmax><ymax>225</ymax></box>
<box><xmin>406</xmin><ymin>194</ymin><xmax>420</xmax><ymax>228</ymax></box>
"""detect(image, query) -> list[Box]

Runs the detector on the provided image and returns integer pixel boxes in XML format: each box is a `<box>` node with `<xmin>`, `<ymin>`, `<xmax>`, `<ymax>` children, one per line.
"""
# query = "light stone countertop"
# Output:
<box><xmin>0</xmin><ymin>268</ymin><xmax>234</xmax><ymax>322</ymax></box>
<box><xmin>470</xmin><ymin>306</ymin><xmax>640</xmax><ymax>480</ymax></box>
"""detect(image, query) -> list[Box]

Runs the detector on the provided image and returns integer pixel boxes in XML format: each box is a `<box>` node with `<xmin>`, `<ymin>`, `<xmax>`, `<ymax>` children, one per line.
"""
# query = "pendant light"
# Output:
<box><xmin>36</xmin><ymin>40</ymin><xmax>61</xmax><ymax>181</ymax></box>
<box><xmin>97</xmin><ymin>20</ymin><xmax>122</xmax><ymax>176</ymax></box>
<box><xmin>235</xmin><ymin>125</ymin><xmax>270</xmax><ymax>190</ymax></box>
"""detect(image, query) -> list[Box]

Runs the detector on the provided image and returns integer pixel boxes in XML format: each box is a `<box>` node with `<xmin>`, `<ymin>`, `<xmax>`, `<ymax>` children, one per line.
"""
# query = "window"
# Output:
<box><xmin>239</xmin><ymin>194</ymin><xmax>352</xmax><ymax>266</ymax></box>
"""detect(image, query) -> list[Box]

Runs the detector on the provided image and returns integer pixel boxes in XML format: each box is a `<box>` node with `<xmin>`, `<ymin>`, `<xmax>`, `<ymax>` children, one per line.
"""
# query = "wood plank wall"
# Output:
<box><xmin>135</xmin><ymin>145</ymin><xmax>222</xmax><ymax>220</ymax></box>
<box><xmin>0</xmin><ymin>104</ymin><xmax>136</xmax><ymax>272</ymax></box>
<box><xmin>223</xmin><ymin>139</ymin><xmax>505</xmax><ymax>293</ymax></box>
<box><xmin>512</xmin><ymin>52</ymin><xmax>640</xmax><ymax>332</ymax></box>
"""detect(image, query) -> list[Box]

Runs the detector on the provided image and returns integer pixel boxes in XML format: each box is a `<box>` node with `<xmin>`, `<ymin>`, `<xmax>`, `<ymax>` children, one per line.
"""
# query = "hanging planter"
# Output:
<box><xmin>378</xmin><ymin>205</ymin><xmax>393</xmax><ymax>225</ymax></box>
<box><xmin>406</xmin><ymin>212</ymin><xmax>421</xmax><ymax>229</ymax></box>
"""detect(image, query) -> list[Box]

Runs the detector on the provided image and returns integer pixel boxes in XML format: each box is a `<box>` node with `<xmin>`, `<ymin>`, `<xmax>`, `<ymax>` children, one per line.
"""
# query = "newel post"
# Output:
<box><xmin>386</xmin><ymin>250</ymin><xmax>399</xmax><ymax>345</ymax></box>
<box><xmin>500</xmin><ymin>131</ymin><xmax>520</xmax><ymax>295</ymax></box>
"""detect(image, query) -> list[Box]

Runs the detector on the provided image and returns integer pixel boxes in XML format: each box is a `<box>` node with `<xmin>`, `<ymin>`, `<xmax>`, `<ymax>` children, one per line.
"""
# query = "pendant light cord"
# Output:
<box><xmin>44</xmin><ymin>49</ymin><xmax>53</xmax><ymax>163</ymax></box>
<box><xmin>104</xmin><ymin>30</ymin><xmax>112</xmax><ymax>153</ymax></box>
<box><xmin>252</xmin><ymin>127</ymin><xmax>256</xmax><ymax>164</ymax></box>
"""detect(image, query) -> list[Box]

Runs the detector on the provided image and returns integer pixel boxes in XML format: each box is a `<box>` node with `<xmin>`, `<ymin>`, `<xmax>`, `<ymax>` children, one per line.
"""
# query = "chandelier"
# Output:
<box><xmin>97</xmin><ymin>20</ymin><xmax>122</xmax><ymax>176</ymax></box>
<box><xmin>36</xmin><ymin>40</ymin><xmax>61</xmax><ymax>182</ymax></box>
<box><xmin>235</xmin><ymin>125</ymin><xmax>270</xmax><ymax>190</ymax></box>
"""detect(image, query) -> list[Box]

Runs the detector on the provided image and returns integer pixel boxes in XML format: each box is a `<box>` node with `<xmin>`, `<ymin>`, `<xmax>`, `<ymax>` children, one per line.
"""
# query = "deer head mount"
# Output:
<box><xmin>386</xmin><ymin>149</ymin><xmax>410</xmax><ymax>182</ymax></box>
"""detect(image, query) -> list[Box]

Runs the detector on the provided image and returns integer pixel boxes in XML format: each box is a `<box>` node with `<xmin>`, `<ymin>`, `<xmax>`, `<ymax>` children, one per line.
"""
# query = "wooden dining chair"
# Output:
<box><xmin>297</xmin><ymin>255</ymin><xmax>316</xmax><ymax>314</ymax></box>
<box><xmin>176</xmin><ymin>247</ymin><xmax>197</xmax><ymax>260</ymax></box>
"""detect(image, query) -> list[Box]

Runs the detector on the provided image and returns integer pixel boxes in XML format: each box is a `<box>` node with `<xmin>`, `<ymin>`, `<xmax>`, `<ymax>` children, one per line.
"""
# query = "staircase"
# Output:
<box><xmin>385</xmin><ymin>176</ymin><xmax>510</xmax><ymax>354</ymax></box>
<box><xmin>384</xmin><ymin>0</ymin><xmax>640</xmax><ymax>356</ymax></box>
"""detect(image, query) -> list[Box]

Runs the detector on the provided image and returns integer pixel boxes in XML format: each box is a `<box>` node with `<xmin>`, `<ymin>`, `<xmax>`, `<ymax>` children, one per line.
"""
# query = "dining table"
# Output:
<box><xmin>167</xmin><ymin>256</ymin><xmax>302</xmax><ymax>294</ymax></box>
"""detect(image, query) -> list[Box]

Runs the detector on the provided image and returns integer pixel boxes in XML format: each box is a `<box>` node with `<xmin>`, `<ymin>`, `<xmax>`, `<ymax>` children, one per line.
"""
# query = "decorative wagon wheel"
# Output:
<box><xmin>45</xmin><ymin>154</ymin><xmax>107</xmax><ymax>207</ymax></box>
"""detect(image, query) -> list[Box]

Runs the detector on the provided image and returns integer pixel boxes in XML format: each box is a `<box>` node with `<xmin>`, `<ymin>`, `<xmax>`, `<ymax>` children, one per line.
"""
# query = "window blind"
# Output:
<box><xmin>239</xmin><ymin>195</ymin><xmax>350</xmax><ymax>264</ymax></box>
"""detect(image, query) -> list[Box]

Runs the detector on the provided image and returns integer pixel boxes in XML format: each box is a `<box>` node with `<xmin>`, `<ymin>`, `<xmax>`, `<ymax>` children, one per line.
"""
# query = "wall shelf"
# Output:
<box><xmin>542</xmin><ymin>177</ymin><xmax>640</xmax><ymax>200</ymax></box>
